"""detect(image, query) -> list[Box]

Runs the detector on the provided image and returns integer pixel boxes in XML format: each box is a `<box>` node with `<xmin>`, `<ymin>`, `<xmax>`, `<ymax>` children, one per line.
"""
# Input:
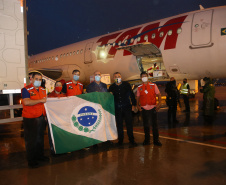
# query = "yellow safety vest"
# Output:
<box><xmin>180</xmin><ymin>83</ymin><xmax>189</xmax><ymax>95</ymax></box>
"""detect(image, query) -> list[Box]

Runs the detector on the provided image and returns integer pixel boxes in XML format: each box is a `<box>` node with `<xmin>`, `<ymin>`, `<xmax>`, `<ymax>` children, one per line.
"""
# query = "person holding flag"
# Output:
<box><xmin>22</xmin><ymin>72</ymin><xmax>49</xmax><ymax>168</ymax></box>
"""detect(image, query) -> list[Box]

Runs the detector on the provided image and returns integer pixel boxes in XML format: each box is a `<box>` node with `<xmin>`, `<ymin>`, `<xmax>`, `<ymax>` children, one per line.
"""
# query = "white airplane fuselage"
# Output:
<box><xmin>28</xmin><ymin>6</ymin><xmax>226</xmax><ymax>85</ymax></box>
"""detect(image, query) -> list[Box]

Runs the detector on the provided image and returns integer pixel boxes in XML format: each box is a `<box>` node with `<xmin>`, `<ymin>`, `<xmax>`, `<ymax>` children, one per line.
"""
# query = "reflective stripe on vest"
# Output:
<box><xmin>138</xmin><ymin>83</ymin><xmax>156</xmax><ymax>106</ymax></box>
<box><xmin>180</xmin><ymin>83</ymin><xmax>189</xmax><ymax>94</ymax></box>
<box><xmin>22</xmin><ymin>84</ymin><xmax>46</xmax><ymax>118</ymax></box>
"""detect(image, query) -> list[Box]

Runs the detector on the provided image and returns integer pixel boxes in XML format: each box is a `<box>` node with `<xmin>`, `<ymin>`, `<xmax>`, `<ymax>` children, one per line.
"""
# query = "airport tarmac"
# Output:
<box><xmin>0</xmin><ymin>87</ymin><xmax>226</xmax><ymax>185</ymax></box>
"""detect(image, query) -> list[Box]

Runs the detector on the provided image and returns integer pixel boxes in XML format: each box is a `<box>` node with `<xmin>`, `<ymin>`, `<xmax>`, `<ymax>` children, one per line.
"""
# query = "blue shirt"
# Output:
<box><xmin>86</xmin><ymin>82</ymin><xmax>108</xmax><ymax>93</ymax></box>
<box><xmin>22</xmin><ymin>88</ymin><xmax>39</xmax><ymax>99</ymax></box>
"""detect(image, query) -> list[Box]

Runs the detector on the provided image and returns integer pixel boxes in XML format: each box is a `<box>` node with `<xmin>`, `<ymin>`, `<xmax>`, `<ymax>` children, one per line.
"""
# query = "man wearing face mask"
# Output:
<box><xmin>109</xmin><ymin>72</ymin><xmax>137</xmax><ymax>146</ymax></box>
<box><xmin>137</xmin><ymin>71</ymin><xmax>162</xmax><ymax>146</ymax></box>
<box><xmin>180</xmin><ymin>78</ymin><xmax>190</xmax><ymax>112</ymax></box>
<box><xmin>62</xmin><ymin>69</ymin><xmax>83</xmax><ymax>96</ymax></box>
<box><xmin>86</xmin><ymin>71</ymin><xmax>108</xmax><ymax>93</ymax></box>
<box><xmin>21</xmin><ymin>72</ymin><xmax>49</xmax><ymax>168</ymax></box>
<box><xmin>165</xmin><ymin>77</ymin><xmax>179</xmax><ymax>124</ymax></box>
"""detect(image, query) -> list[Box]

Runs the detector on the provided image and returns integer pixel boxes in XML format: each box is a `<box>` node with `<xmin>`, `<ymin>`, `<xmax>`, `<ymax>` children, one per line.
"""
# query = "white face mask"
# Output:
<box><xmin>115</xmin><ymin>78</ymin><xmax>121</xmax><ymax>83</ymax></box>
<box><xmin>142</xmin><ymin>77</ymin><xmax>148</xmax><ymax>83</ymax></box>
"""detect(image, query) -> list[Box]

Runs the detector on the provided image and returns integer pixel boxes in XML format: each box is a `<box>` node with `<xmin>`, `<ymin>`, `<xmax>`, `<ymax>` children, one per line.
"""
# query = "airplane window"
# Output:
<box><xmin>77</xmin><ymin>50</ymin><xmax>79</xmax><ymax>54</ymax></box>
<box><xmin>70</xmin><ymin>52</ymin><xmax>72</xmax><ymax>56</ymax></box>
<box><xmin>60</xmin><ymin>54</ymin><xmax>62</xmax><ymax>58</ymax></box>
<box><xmin>55</xmin><ymin>56</ymin><xmax>58</xmax><ymax>61</ymax></box>
<box><xmin>52</xmin><ymin>56</ymin><xmax>54</xmax><ymax>60</ymax></box>
<box><xmin>124</xmin><ymin>39</ymin><xmax>127</xmax><ymax>44</ymax></box>
<box><xmin>151</xmin><ymin>33</ymin><xmax>156</xmax><ymax>39</ymax></box>
<box><xmin>195</xmin><ymin>24</ymin><xmax>199</xmax><ymax>28</ymax></box>
<box><xmin>177</xmin><ymin>28</ymin><xmax>182</xmax><ymax>34</ymax></box>
<box><xmin>81</xmin><ymin>49</ymin><xmax>83</xmax><ymax>54</ymax></box>
<box><xmin>118</xmin><ymin>41</ymin><xmax>122</xmax><ymax>46</ymax></box>
<box><xmin>159</xmin><ymin>32</ymin><xmax>164</xmax><ymax>37</ymax></box>
<box><xmin>113</xmin><ymin>42</ymin><xmax>116</xmax><ymax>47</ymax></box>
<box><xmin>168</xmin><ymin>30</ymin><xmax>172</xmax><ymax>36</ymax></box>
<box><xmin>130</xmin><ymin>38</ymin><xmax>134</xmax><ymax>43</ymax></box>
<box><xmin>137</xmin><ymin>37</ymin><xmax>141</xmax><ymax>42</ymax></box>
<box><xmin>73</xmin><ymin>51</ymin><xmax>75</xmax><ymax>55</ymax></box>
<box><xmin>66</xmin><ymin>53</ymin><xmax>69</xmax><ymax>56</ymax></box>
<box><xmin>49</xmin><ymin>57</ymin><xmax>51</xmax><ymax>60</ymax></box>
<box><xmin>63</xmin><ymin>53</ymin><xmax>65</xmax><ymax>57</ymax></box>
<box><xmin>144</xmin><ymin>35</ymin><xmax>148</xmax><ymax>41</ymax></box>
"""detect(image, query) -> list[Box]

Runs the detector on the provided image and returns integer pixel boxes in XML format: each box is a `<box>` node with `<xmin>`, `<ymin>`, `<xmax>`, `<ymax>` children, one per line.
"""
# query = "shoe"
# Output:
<box><xmin>154</xmin><ymin>141</ymin><xmax>162</xmax><ymax>146</ymax></box>
<box><xmin>28</xmin><ymin>161</ymin><xmax>39</xmax><ymax>168</ymax></box>
<box><xmin>117</xmin><ymin>141</ymin><xmax>123</xmax><ymax>146</ymax></box>
<box><xmin>173</xmin><ymin>120</ymin><xmax>179</xmax><ymax>124</ymax></box>
<box><xmin>37</xmin><ymin>156</ymin><xmax>50</xmax><ymax>162</ymax></box>
<box><xmin>92</xmin><ymin>144</ymin><xmax>98</xmax><ymax>149</ymax></box>
<box><xmin>129</xmin><ymin>141</ymin><xmax>138</xmax><ymax>147</ymax></box>
<box><xmin>143</xmin><ymin>140</ymin><xmax>150</xmax><ymax>145</ymax></box>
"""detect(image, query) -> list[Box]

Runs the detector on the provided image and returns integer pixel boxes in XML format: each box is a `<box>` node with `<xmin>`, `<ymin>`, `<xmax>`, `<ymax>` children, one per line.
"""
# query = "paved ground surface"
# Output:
<box><xmin>0</xmin><ymin>86</ymin><xmax>226</xmax><ymax>185</ymax></box>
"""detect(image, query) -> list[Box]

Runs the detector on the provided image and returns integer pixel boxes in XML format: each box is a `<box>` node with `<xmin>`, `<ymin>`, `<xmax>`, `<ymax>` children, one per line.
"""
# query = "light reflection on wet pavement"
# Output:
<box><xmin>0</xmin><ymin>87</ymin><xmax>226</xmax><ymax>185</ymax></box>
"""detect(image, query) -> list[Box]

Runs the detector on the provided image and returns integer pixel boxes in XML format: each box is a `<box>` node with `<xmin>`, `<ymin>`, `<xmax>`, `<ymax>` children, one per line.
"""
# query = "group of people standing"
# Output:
<box><xmin>22</xmin><ymin>69</ymin><xmax>217</xmax><ymax>168</ymax></box>
<box><xmin>22</xmin><ymin>69</ymin><xmax>164</xmax><ymax>168</ymax></box>
<box><xmin>165</xmin><ymin>77</ymin><xmax>190</xmax><ymax>124</ymax></box>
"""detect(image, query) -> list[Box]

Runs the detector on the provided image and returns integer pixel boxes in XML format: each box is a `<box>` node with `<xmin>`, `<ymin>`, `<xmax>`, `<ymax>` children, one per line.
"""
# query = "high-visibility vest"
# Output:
<box><xmin>138</xmin><ymin>83</ymin><xmax>156</xmax><ymax>106</ymax></box>
<box><xmin>22</xmin><ymin>84</ymin><xmax>46</xmax><ymax>118</ymax></box>
<box><xmin>65</xmin><ymin>80</ymin><xmax>83</xmax><ymax>96</ymax></box>
<box><xmin>180</xmin><ymin>83</ymin><xmax>189</xmax><ymax>95</ymax></box>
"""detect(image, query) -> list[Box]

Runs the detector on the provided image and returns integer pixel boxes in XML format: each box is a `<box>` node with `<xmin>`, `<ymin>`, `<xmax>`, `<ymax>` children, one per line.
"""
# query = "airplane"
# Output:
<box><xmin>28</xmin><ymin>5</ymin><xmax>226</xmax><ymax>89</ymax></box>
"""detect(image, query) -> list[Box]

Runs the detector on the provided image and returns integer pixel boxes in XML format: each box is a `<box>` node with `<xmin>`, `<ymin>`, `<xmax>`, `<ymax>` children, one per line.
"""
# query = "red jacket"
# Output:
<box><xmin>138</xmin><ymin>83</ymin><xmax>156</xmax><ymax>106</ymax></box>
<box><xmin>65</xmin><ymin>80</ymin><xmax>83</xmax><ymax>96</ymax></box>
<box><xmin>22</xmin><ymin>84</ymin><xmax>46</xmax><ymax>118</ymax></box>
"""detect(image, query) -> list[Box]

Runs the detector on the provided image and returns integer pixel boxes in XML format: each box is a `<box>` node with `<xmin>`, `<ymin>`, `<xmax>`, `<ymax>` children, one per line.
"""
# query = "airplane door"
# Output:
<box><xmin>190</xmin><ymin>10</ymin><xmax>213</xmax><ymax>48</ymax></box>
<box><xmin>84</xmin><ymin>42</ymin><xmax>93</xmax><ymax>64</ymax></box>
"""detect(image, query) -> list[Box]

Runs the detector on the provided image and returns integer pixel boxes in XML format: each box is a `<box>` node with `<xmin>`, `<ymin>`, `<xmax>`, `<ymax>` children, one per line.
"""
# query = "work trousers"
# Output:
<box><xmin>167</xmin><ymin>99</ymin><xmax>177</xmax><ymax>122</ymax></box>
<box><xmin>115</xmin><ymin>108</ymin><xmax>134</xmax><ymax>143</ymax></box>
<box><xmin>142</xmin><ymin>108</ymin><xmax>159</xmax><ymax>142</ymax></box>
<box><xmin>182</xmin><ymin>94</ymin><xmax>190</xmax><ymax>111</ymax></box>
<box><xmin>23</xmin><ymin>116</ymin><xmax>46</xmax><ymax>164</ymax></box>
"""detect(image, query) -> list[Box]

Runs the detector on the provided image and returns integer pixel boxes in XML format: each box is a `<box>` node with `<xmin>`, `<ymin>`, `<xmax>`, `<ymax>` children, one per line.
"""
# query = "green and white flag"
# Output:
<box><xmin>45</xmin><ymin>92</ymin><xmax>118</xmax><ymax>154</ymax></box>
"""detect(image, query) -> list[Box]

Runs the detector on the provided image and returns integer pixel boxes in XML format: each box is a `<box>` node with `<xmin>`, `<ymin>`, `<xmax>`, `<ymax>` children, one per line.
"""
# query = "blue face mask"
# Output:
<box><xmin>73</xmin><ymin>75</ymin><xmax>80</xmax><ymax>81</ymax></box>
<box><xmin>34</xmin><ymin>80</ymin><xmax>41</xmax><ymax>87</ymax></box>
<box><xmin>95</xmin><ymin>75</ymin><xmax>101</xmax><ymax>82</ymax></box>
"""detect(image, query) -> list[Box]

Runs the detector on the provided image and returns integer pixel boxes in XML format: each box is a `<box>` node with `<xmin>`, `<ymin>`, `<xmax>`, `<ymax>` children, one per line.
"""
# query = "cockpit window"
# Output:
<box><xmin>177</xmin><ymin>28</ymin><xmax>182</xmax><ymax>34</ymax></box>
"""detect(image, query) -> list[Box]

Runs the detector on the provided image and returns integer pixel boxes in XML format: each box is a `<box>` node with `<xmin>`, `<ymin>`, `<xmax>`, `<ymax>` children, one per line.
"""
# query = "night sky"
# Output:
<box><xmin>26</xmin><ymin>0</ymin><xmax>226</xmax><ymax>55</ymax></box>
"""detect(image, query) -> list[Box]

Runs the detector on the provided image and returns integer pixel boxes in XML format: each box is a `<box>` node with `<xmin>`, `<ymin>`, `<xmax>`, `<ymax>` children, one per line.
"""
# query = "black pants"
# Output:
<box><xmin>142</xmin><ymin>108</ymin><xmax>159</xmax><ymax>142</ymax></box>
<box><xmin>23</xmin><ymin>116</ymin><xmax>46</xmax><ymax>164</ymax></box>
<box><xmin>167</xmin><ymin>99</ymin><xmax>177</xmax><ymax>122</ymax></box>
<box><xmin>183</xmin><ymin>94</ymin><xmax>190</xmax><ymax>111</ymax></box>
<box><xmin>115</xmin><ymin>108</ymin><xmax>134</xmax><ymax>143</ymax></box>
